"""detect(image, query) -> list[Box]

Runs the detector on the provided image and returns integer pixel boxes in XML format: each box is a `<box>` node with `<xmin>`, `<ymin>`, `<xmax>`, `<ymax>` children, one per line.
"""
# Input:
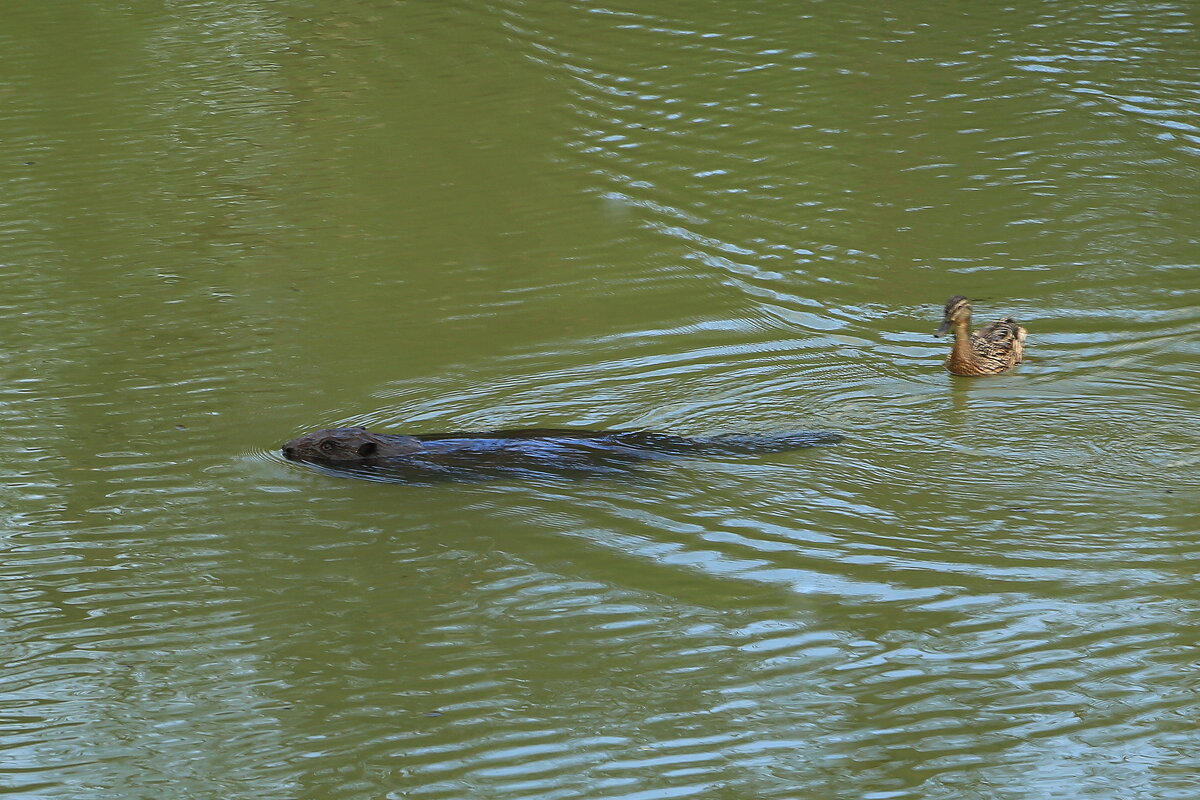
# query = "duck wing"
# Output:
<box><xmin>970</xmin><ymin>317</ymin><xmax>1027</xmax><ymax>367</ymax></box>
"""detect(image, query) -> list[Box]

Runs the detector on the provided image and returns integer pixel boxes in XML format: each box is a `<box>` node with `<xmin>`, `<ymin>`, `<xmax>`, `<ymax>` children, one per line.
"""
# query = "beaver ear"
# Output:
<box><xmin>357</xmin><ymin>442</ymin><xmax>378</xmax><ymax>457</ymax></box>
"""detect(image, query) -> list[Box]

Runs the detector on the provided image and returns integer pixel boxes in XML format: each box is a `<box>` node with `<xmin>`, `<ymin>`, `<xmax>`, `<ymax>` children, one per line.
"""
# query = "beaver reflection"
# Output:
<box><xmin>282</xmin><ymin>426</ymin><xmax>843</xmax><ymax>483</ymax></box>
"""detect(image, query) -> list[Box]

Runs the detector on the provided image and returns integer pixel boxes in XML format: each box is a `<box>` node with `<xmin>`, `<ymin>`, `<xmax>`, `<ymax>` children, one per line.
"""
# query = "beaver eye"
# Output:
<box><xmin>319</xmin><ymin>439</ymin><xmax>337</xmax><ymax>453</ymax></box>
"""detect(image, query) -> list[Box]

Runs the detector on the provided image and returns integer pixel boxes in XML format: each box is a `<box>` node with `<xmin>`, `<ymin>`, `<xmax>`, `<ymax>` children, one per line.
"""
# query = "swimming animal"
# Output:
<box><xmin>282</xmin><ymin>426</ymin><xmax>842</xmax><ymax>482</ymax></box>
<box><xmin>934</xmin><ymin>295</ymin><xmax>1027</xmax><ymax>376</ymax></box>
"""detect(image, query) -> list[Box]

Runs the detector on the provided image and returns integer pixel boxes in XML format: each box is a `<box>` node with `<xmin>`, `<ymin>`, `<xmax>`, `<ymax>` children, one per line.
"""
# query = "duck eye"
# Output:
<box><xmin>319</xmin><ymin>439</ymin><xmax>337</xmax><ymax>453</ymax></box>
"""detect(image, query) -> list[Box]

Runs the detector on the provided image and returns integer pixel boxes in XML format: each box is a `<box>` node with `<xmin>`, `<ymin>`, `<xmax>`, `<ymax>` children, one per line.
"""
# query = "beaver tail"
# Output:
<box><xmin>698</xmin><ymin>431</ymin><xmax>844</xmax><ymax>454</ymax></box>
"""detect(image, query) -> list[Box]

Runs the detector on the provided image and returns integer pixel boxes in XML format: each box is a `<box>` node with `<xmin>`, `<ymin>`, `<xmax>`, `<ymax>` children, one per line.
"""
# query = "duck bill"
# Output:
<box><xmin>934</xmin><ymin>319</ymin><xmax>951</xmax><ymax>337</ymax></box>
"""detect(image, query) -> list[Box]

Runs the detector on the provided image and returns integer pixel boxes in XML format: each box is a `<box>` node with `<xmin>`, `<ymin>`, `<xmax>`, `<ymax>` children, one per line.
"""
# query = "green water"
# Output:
<box><xmin>2</xmin><ymin>2</ymin><xmax>1197</xmax><ymax>798</ymax></box>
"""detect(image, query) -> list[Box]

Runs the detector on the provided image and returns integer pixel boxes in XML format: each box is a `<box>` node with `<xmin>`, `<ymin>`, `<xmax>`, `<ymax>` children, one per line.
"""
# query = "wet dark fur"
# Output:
<box><xmin>282</xmin><ymin>426</ymin><xmax>843</xmax><ymax>483</ymax></box>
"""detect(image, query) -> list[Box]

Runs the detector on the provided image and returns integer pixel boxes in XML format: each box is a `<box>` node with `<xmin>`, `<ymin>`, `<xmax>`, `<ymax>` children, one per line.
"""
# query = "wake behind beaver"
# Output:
<box><xmin>281</xmin><ymin>426</ymin><xmax>843</xmax><ymax>483</ymax></box>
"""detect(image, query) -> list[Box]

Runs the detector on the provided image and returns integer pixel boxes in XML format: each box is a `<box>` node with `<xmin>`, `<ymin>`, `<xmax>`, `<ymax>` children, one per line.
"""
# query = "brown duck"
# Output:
<box><xmin>934</xmin><ymin>295</ymin><xmax>1027</xmax><ymax>376</ymax></box>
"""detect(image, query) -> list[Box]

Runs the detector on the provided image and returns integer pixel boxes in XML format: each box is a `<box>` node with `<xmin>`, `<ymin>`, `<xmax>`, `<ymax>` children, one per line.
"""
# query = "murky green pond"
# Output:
<box><xmin>2</xmin><ymin>2</ymin><xmax>1197</xmax><ymax>798</ymax></box>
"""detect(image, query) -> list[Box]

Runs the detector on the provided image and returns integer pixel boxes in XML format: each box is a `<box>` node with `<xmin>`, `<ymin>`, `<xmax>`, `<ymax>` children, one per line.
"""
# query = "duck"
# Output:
<box><xmin>934</xmin><ymin>295</ymin><xmax>1027</xmax><ymax>376</ymax></box>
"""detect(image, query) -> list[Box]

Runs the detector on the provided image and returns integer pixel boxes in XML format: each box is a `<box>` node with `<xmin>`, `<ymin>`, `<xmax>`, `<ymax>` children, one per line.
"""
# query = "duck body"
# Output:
<box><xmin>935</xmin><ymin>295</ymin><xmax>1027</xmax><ymax>376</ymax></box>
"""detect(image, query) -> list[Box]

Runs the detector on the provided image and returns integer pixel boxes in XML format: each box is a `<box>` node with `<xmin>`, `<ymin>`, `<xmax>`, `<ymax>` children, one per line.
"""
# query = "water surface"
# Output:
<box><xmin>1</xmin><ymin>1</ymin><xmax>1197</xmax><ymax>798</ymax></box>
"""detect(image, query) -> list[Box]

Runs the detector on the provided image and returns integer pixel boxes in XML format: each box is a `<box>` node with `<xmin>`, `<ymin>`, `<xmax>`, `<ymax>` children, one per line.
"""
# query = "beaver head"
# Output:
<box><xmin>281</xmin><ymin>427</ymin><xmax>420</xmax><ymax>465</ymax></box>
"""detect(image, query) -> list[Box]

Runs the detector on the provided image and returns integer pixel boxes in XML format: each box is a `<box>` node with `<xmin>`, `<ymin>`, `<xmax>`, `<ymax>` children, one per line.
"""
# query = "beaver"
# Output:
<box><xmin>281</xmin><ymin>426</ymin><xmax>842</xmax><ymax>482</ymax></box>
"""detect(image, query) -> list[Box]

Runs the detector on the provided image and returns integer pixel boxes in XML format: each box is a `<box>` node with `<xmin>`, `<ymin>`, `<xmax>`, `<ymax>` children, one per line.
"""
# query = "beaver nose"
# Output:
<box><xmin>282</xmin><ymin>446</ymin><xmax>295</xmax><ymax>460</ymax></box>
